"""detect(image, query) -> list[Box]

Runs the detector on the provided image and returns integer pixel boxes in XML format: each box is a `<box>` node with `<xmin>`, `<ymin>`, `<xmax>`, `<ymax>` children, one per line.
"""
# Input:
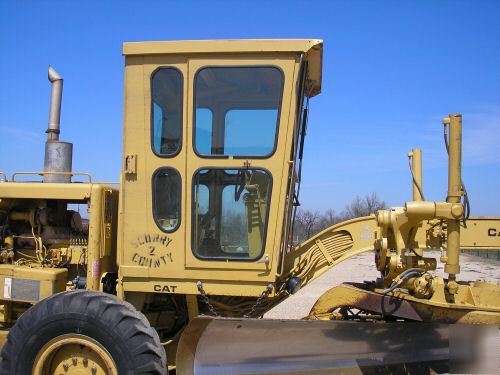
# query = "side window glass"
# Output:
<box><xmin>195</xmin><ymin>184</ymin><xmax>209</xmax><ymax>215</ymax></box>
<box><xmin>225</xmin><ymin>109</ymin><xmax>278</xmax><ymax>155</ymax></box>
<box><xmin>153</xmin><ymin>168</ymin><xmax>181</xmax><ymax>232</ymax></box>
<box><xmin>195</xmin><ymin>108</ymin><xmax>213</xmax><ymax>155</ymax></box>
<box><xmin>151</xmin><ymin>68</ymin><xmax>183</xmax><ymax>156</ymax></box>
<box><xmin>192</xmin><ymin>168</ymin><xmax>271</xmax><ymax>260</ymax></box>
<box><xmin>220</xmin><ymin>185</ymin><xmax>247</xmax><ymax>254</ymax></box>
<box><xmin>194</xmin><ymin>66</ymin><xmax>283</xmax><ymax>157</ymax></box>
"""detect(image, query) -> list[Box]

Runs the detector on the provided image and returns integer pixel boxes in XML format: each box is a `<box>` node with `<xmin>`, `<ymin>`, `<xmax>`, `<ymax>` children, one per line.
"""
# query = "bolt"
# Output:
<box><xmin>83</xmin><ymin>357</ymin><xmax>88</xmax><ymax>367</ymax></box>
<box><xmin>71</xmin><ymin>356</ymin><xmax>77</xmax><ymax>365</ymax></box>
<box><xmin>63</xmin><ymin>362</ymin><xmax>69</xmax><ymax>371</ymax></box>
<box><xmin>91</xmin><ymin>365</ymin><xmax>97</xmax><ymax>374</ymax></box>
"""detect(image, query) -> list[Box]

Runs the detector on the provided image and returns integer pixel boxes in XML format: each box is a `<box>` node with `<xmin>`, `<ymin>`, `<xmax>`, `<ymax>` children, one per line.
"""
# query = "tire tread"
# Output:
<box><xmin>0</xmin><ymin>290</ymin><xmax>166</xmax><ymax>375</ymax></box>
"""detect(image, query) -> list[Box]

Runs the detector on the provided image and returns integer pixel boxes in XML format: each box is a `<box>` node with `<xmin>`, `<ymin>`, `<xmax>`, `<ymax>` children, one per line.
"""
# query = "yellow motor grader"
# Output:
<box><xmin>0</xmin><ymin>39</ymin><xmax>498</xmax><ymax>374</ymax></box>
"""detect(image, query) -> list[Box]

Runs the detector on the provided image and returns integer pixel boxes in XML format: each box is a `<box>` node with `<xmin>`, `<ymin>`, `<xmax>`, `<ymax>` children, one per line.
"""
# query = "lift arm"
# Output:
<box><xmin>282</xmin><ymin>215</ymin><xmax>500</xmax><ymax>291</ymax></box>
<box><xmin>282</xmin><ymin>216</ymin><xmax>378</xmax><ymax>287</ymax></box>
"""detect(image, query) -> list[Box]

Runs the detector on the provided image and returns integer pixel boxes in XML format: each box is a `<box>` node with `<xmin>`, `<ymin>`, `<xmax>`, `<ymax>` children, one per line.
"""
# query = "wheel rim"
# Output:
<box><xmin>33</xmin><ymin>333</ymin><xmax>118</xmax><ymax>375</ymax></box>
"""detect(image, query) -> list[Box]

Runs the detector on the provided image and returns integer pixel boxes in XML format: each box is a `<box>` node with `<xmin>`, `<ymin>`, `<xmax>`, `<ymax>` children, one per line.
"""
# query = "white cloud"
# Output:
<box><xmin>0</xmin><ymin>126</ymin><xmax>43</xmax><ymax>141</ymax></box>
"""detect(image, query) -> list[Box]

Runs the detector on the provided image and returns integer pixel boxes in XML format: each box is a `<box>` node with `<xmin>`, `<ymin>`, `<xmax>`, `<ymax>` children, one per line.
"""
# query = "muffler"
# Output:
<box><xmin>43</xmin><ymin>66</ymin><xmax>73</xmax><ymax>183</ymax></box>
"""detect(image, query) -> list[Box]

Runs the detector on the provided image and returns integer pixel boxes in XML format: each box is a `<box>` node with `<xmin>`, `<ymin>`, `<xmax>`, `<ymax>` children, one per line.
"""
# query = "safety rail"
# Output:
<box><xmin>11</xmin><ymin>171</ymin><xmax>93</xmax><ymax>183</ymax></box>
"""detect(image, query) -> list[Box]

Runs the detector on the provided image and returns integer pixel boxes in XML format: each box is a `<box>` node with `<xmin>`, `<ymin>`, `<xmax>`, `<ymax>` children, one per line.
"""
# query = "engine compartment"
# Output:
<box><xmin>0</xmin><ymin>198</ymin><xmax>89</xmax><ymax>301</ymax></box>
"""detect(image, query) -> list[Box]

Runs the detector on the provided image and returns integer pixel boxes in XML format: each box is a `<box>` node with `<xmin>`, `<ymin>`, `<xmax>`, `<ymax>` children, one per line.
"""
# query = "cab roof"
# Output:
<box><xmin>123</xmin><ymin>39</ymin><xmax>323</xmax><ymax>97</ymax></box>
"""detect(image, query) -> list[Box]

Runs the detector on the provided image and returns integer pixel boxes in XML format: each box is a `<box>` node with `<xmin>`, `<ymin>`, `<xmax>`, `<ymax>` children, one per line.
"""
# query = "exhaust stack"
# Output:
<box><xmin>43</xmin><ymin>66</ymin><xmax>73</xmax><ymax>183</ymax></box>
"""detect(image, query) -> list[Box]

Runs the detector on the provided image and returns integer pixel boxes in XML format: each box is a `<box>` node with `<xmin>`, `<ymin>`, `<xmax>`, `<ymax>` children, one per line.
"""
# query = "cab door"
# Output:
<box><xmin>184</xmin><ymin>56</ymin><xmax>297</xmax><ymax>276</ymax></box>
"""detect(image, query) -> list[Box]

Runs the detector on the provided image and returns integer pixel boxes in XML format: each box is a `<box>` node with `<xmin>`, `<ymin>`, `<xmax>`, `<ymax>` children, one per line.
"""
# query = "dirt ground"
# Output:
<box><xmin>265</xmin><ymin>251</ymin><xmax>500</xmax><ymax>319</ymax></box>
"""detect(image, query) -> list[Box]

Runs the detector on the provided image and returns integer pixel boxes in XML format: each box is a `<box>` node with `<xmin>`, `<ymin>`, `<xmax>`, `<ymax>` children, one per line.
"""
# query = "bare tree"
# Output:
<box><xmin>292</xmin><ymin>193</ymin><xmax>386</xmax><ymax>243</ymax></box>
<box><xmin>343</xmin><ymin>193</ymin><xmax>386</xmax><ymax>220</ymax></box>
<box><xmin>317</xmin><ymin>208</ymin><xmax>339</xmax><ymax>231</ymax></box>
<box><xmin>293</xmin><ymin>209</ymin><xmax>320</xmax><ymax>243</ymax></box>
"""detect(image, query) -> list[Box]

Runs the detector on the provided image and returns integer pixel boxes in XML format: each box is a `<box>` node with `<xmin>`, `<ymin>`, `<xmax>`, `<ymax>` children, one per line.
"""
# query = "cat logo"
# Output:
<box><xmin>153</xmin><ymin>284</ymin><xmax>178</xmax><ymax>293</ymax></box>
<box><xmin>487</xmin><ymin>228</ymin><xmax>500</xmax><ymax>237</ymax></box>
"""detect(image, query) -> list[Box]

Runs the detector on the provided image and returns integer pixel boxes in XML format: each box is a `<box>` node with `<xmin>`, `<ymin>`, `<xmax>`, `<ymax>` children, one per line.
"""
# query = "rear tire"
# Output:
<box><xmin>0</xmin><ymin>290</ymin><xmax>167</xmax><ymax>375</ymax></box>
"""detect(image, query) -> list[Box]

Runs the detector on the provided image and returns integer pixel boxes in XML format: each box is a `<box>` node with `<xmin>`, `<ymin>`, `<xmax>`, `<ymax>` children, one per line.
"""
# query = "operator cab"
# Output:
<box><xmin>120</xmin><ymin>39</ymin><xmax>323</xmax><ymax>297</ymax></box>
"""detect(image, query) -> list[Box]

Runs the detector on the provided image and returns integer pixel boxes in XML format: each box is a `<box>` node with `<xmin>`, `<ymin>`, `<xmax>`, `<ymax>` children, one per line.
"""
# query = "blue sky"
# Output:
<box><xmin>0</xmin><ymin>0</ymin><xmax>499</xmax><ymax>215</ymax></box>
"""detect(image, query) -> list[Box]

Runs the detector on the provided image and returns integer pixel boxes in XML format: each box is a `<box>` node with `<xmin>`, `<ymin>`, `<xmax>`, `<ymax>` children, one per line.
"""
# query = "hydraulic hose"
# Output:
<box><xmin>382</xmin><ymin>268</ymin><xmax>425</xmax><ymax>294</ymax></box>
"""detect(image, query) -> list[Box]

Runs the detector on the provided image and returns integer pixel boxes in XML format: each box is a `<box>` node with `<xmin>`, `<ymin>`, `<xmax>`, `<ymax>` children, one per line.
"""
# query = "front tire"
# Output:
<box><xmin>0</xmin><ymin>290</ymin><xmax>167</xmax><ymax>375</ymax></box>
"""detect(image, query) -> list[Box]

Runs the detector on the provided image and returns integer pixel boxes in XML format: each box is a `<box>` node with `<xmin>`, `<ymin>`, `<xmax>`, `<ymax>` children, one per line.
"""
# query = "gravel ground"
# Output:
<box><xmin>265</xmin><ymin>251</ymin><xmax>500</xmax><ymax>319</ymax></box>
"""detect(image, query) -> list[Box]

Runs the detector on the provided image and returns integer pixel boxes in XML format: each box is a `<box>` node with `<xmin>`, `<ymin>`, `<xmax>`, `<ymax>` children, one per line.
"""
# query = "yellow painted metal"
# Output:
<box><xmin>459</xmin><ymin>216</ymin><xmax>500</xmax><ymax>248</ymax></box>
<box><xmin>370</xmin><ymin>114</ymin><xmax>496</xmax><ymax>293</ymax></box>
<box><xmin>0</xmin><ymin>265</ymin><xmax>67</xmax><ymax>303</ymax></box>
<box><xmin>33</xmin><ymin>333</ymin><xmax>117</xmax><ymax>375</ymax></box>
<box><xmin>186</xmin><ymin>294</ymin><xmax>199</xmax><ymax>320</ymax></box>
<box><xmin>408</xmin><ymin>148</ymin><xmax>423</xmax><ymax>201</ymax></box>
<box><xmin>0</xmin><ymin>182</ymin><xmax>93</xmax><ymax>200</ymax></box>
<box><xmin>117</xmin><ymin>39</ymin><xmax>322</xmax><ymax>299</ymax></box>
<box><xmin>182</xmin><ymin>55</ymin><xmax>294</xmax><ymax>275</ymax></box>
<box><xmin>0</xmin><ymin>182</ymin><xmax>118</xmax><ymax>298</ymax></box>
<box><xmin>444</xmin><ymin>114</ymin><xmax>462</xmax><ymax>284</ymax></box>
<box><xmin>88</xmin><ymin>186</ymin><xmax>104</xmax><ymax>290</ymax></box>
<box><xmin>0</xmin><ymin>329</ymin><xmax>7</xmax><ymax>348</ymax></box>
<box><xmin>283</xmin><ymin>216</ymin><xmax>378</xmax><ymax>286</ymax></box>
<box><xmin>307</xmin><ymin>282</ymin><xmax>500</xmax><ymax>325</ymax></box>
<box><xmin>123</xmin><ymin>39</ymin><xmax>321</xmax><ymax>55</ymax></box>
<box><xmin>299</xmin><ymin>113</ymin><xmax>500</xmax><ymax>325</ymax></box>
<box><xmin>122</xmin><ymin>39</ymin><xmax>323</xmax><ymax>97</ymax></box>
<box><xmin>281</xmin><ymin>214</ymin><xmax>500</xmax><ymax>292</ymax></box>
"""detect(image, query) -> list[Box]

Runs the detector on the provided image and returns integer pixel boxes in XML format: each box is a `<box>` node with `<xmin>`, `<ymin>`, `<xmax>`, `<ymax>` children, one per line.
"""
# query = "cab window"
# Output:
<box><xmin>151</xmin><ymin>68</ymin><xmax>183</xmax><ymax>156</ymax></box>
<box><xmin>153</xmin><ymin>168</ymin><xmax>181</xmax><ymax>232</ymax></box>
<box><xmin>194</xmin><ymin>67</ymin><xmax>283</xmax><ymax>157</ymax></box>
<box><xmin>192</xmin><ymin>168</ymin><xmax>271</xmax><ymax>260</ymax></box>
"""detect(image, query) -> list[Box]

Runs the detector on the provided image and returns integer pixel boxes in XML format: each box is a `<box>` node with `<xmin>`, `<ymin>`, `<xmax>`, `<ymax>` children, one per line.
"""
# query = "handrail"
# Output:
<box><xmin>11</xmin><ymin>171</ymin><xmax>92</xmax><ymax>183</ymax></box>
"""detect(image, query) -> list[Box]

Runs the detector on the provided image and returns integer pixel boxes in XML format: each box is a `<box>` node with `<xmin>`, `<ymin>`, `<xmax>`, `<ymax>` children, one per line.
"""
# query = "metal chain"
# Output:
<box><xmin>197</xmin><ymin>281</ymin><xmax>274</xmax><ymax>318</ymax></box>
<box><xmin>243</xmin><ymin>284</ymin><xmax>273</xmax><ymax>318</ymax></box>
<box><xmin>197</xmin><ymin>281</ymin><xmax>219</xmax><ymax>317</ymax></box>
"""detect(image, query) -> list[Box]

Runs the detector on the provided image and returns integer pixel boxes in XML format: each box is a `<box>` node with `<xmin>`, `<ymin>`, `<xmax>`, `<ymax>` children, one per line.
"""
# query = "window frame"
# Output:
<box><xmin>150</xmin><ymin>66</ymin><xmax>184</xmax><ymax>158</ymax></box>
<box><xmin>190</xmin><ymin>166</ymin><xmax>273</xmax><ymax>261</ymax></box>
<box><xmin>192</xmin><ymin>65</ymin><xmax>285</xmax><ymax>160</ymax></box>
<box><xmin>151</xmin><ymin>167</ymin><xmax>182</xmax><ymax>233</ymax></box>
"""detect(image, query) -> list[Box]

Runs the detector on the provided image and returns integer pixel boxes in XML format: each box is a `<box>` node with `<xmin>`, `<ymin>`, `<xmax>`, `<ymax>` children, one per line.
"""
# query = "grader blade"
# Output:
<box><xmin>177</xmin><ymin>316</ymin><xmax>451</xmax><ymax>374</ymax></box>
